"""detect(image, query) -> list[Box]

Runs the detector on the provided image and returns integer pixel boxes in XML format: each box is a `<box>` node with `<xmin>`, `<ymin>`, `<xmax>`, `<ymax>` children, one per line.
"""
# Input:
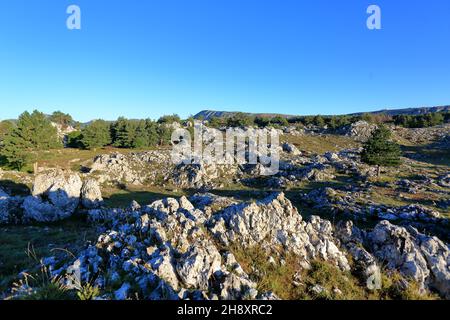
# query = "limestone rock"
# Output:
<box><xmin>367</xmin><ymin>221</ymin><xmax>450</xmax><ymax>298</ymax></box>
<box><xmin>81</xmin><ymin>179</ymin><xmax>103</xmax><ymax>209</ymax></box>
<box><xmin>22</xmin><ymin>170</ymin><xmax>82</xmax><ymax>222</ymax></box>
<box><xmin>209</xmin><ymin>192</ymin><xmax>350</xmax><ymax>270</ymax></box>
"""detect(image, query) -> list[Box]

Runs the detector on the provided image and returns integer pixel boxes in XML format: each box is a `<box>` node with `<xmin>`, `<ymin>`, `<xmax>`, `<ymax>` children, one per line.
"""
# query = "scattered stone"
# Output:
<box><xmin>282</xmin><ymin>143</ymin><xmax>301</xmax><ymax>155</ymax></box>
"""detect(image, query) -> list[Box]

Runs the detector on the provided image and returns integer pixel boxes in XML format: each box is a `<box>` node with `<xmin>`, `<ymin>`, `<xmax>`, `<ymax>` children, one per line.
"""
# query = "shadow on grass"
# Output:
<box><xmin>104</xmin><ymin>190</ymin><xmax>180</xmax><ymax>208</ymax></box>
<box><xmin>0</xmin><ymin>179</ymin><xmax>31</xmax><ymax>196</ymax></box>
<box><xmin>0</xmin><ymin>215</ymin><xmax>98</xmax><ymax>292</ymax></box>
<box><xmin>401</xmin><ymin>144</ymin><xmax>450</xmax><ymax>167</ymax></box>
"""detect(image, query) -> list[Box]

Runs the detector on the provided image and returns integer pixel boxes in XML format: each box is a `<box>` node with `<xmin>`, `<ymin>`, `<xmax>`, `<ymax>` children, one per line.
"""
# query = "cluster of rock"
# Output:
<box><xmin>339</xmin><ymin>121</ymin><xmax>378</xmax><ymax>141</ymax></box>
<box><xmin>337</xmin><ymin>220</ymin><xmax>450</xmax><ymax>298</ymax></box>
<box><xmin>0</xmin><ymin>169</ymin><xmax>103</xmax><ymax>224</ymax></box>
<box><xmin>393</xmin><ymin>123</ymin><xmax>450</xmax><ymax>145</ymax></box>
<box><xmin>172</xmin><ymin>162</ymin><xmax>221</xmax><ymax>189</ymax></box>
<box><xmin>90</xmin><ymin>151</ymin><xmax>170</xmax><ymax>185</ymax></box>
<box><xmin>207</xmin><ymin>193</ymin><xmax>350</xmax><ymax>271</ymax></box>
<box><xmin>303</xmin><ymin>186</ymin><xmax>446</xmax><ymax>224</ymax></box>
<box><xmin>28</xmin><ymin>192</ymin><xmax>447</xmax><ymax>300</ymax></box>
<box><xmin>37</xmin><ymin>193</ymin><xmax>351</xmax><ymax>300</ymax></box>
<box><xmin>51</xmin><ymin>122</ymin><xmax>77</xmax><ymax>146</ymax></box>
<box><xmin>255</xmin><ymin>149</ymin><xmax>372</xmax><ymax>189</ymax></box>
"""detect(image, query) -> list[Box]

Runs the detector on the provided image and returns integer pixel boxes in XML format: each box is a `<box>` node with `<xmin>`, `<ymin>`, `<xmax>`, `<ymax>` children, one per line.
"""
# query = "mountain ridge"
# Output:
<box><xmin>194</xmin><ymin>105</ymin><xmax>450</xmax><ymax>120</ymax></box>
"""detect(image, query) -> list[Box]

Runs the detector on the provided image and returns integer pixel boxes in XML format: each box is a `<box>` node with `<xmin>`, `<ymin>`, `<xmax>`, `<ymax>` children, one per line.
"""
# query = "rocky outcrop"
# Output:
<box><xmin>90</xmin><ymin>151</ymin><xmax>170</xmax><ymax>185</ymax></box>
<box><xmin>64</xmin><ymin>196</ymin><xmax>263</xmax><ymax>300</ymax></box>
<box><xmin>303</xmin><ymin>186</ymin><xmax>444</xmax><ymax>224</ymax></box>
<box><xmin>172</xmin><ymin>162</ymin><xmax>220</xmax><ymax>189</ymax></box>
<box><xmin>336</xmin><ymin>221</ymin><xmax>381</xmax><ymax>289</ymax></box>
<box><xmin>57</xmin><ymin>193</ymin><xmax>354</xmax><ymax>300</ymax></box>
<box><xmin>393</xmin><ymin>123</ymin><xmax>450</xmax><ymax>145</ymax></box>
<box><xmin>18</xmin><ymin>170</ymin><xmax>103</xmax><ymax>223</ymax></box>
<box><xmin>22</xmin><ymin>170</ymin><xmax>83</xmax><ymax>223</ymax></box>
<box><xmin>208</xmin><ymin>193</ymin><xmax>350</xmax><ymax>271</ymax></box>
<box><xmin>367</xmin><ymin>221</ymin><xmax>450</xmax><ymax>298</ymax></box>
<box><xmin>340</xmin><ymin>121</ymin><xmax>377</xmax><ymax>141</ymax></box>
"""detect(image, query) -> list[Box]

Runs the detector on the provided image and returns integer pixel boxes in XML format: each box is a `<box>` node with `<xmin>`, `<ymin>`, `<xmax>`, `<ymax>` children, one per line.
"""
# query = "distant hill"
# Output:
<box><xmin>349</xmin><ymin>106</ymin><xmax>450</xmax><ymax>116</ymax></box>
<box><xmin>194</xmin><ymin>106</ymin><xmax>450</xmax><ymax>120</ymax></box>
<box><xmin>193</xmin><ymin>110</ymin><xmax>297</xmax><ymax>120</ymax></box>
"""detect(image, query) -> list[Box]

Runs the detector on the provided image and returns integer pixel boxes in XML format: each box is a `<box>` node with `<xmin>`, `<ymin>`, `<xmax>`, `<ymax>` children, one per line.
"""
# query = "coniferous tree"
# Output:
<box><xmin>112</xmin><ymin>117</ymin><xmax>132</xmax><ymax>148</ymax></box>
<box><xmin>157</xmin><ymin>114</ymin><xmax>181</xmax><ymax>125</ymax></box>
<box><xmin>0</xmin><ymin>120</ymin><xmax>14</xmax><ymax>145</ymax></box>
<box><xmin>0</xmin><ymin>110</ymin><xmax>61</xmax><ymax>170</ymax></box>
<box><xmin>81</xmin><ymin>120</ymin><xmax>112</xmax><ymax>149</ymax></box>
<box><xmin>361</xmin><ymin>125</ymin><xmax>401</xmax><ymax>175</ymax></box>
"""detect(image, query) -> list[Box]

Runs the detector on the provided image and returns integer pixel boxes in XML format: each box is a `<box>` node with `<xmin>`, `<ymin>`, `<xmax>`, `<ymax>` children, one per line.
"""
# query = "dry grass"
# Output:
<box><xmin>283</xmin><ymin>134</ymin><xmax>361</xmax><ymax>155</ymax></box>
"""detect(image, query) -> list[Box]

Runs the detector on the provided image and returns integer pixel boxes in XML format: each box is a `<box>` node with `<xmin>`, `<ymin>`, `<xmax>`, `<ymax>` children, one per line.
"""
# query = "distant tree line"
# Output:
<box><xmin>0</xmin><ymin>108</ymin><xmax>447</xmax><ymax>171</ymax></box>
<box><xmin>205</xmin><ymin>111</ymin><xmax>449</xmax><ymax>130</ymax></box>
<box><xmin>392</xmin><ymin>112</ymin><xmax>447</xmax><ymax>128</ymax></box>
<box><xmin>0</xmin><ymin>110</ymin><xmax>181</xmax><ymax>171</ymax></box>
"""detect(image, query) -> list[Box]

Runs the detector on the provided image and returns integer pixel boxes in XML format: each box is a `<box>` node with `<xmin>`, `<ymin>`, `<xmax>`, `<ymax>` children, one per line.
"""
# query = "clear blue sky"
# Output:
<box><xmin>0</xmin><ymin>0</ymin><xmax>449</xmax><ymax>122</ymax></box>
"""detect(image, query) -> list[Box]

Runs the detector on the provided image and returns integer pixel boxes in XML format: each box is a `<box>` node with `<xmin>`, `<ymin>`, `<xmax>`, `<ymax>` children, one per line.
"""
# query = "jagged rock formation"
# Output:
<box><xmin>47</xmin><ymin>193</ymin><xmax>358</xmax><ymax>300</ymax></box>
<box><xmin>4</xmin><ymin>188</ymin><xmax>450</xmax><ymax>299</ymax></box>
<box><xmin>0</xmin><ymin>170</ymin><xmax>103</xmax><ymax>224</ymax></box>
<box><xmin>90</xmin><ymin>151</ymin><xmax>170</xmax><ymax>185</ymax></box>
<box><xmin>172</xmin><ymin>162</ymin><xmax>221</xmax><ymax>189</ymax></box>
<box><xmin>68</xmin><ymin>196</ymin><xmax>264</xmax><ymax>300</ymax></box>
<box><xmin>340</xmin><ymin>121</ymin><xmax>377</xmax><ymax>141</ymax></box>
<box><xmin>367</xmin><ymin>221</ymin><xmax>450</xmax><ymax>298</ymax></box>
<box><xmin>209</xmin><ymin>193</ymin><xmax>350</xmax><ymax>271</ymax></box>
<box><xmin>22</xmin><ymin>170</ymin><xmax>83</xmax><ymax>223</ymax></box>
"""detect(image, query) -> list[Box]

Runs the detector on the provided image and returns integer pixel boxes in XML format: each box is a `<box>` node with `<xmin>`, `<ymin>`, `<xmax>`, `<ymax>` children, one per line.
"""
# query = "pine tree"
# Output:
<box><xmin>112</xmin><ymin>117</ymin><xmax>139</xmax><ymax>148</ymax></box>
<box><xmin>157</xmin><ymin>124</ymin><xmax>173</xmax><ymax>146</ymax></box>
<box><xmin>0</xmin><ymin>120</ymin><xmax>14</xmax><ymax>144</ymax></box>
<box><xmin>157</xmin><ymin>114</ymin><xmax>181</xmax><ymax>125</ymax></box>
<box><xmin>145</xmin><ymin>119</ymin><xmax>160</xmax><ymax>147</ymax></box>
<box><xmin>0</xmin><ymin>110</ymin><xmax>61</xmax><ymax>170</ymax></box>
<box><xmin>81</xmin><ymin>120</ymin><xmax>112</xmax><ymax>149</ymax></box>
<box><xmin>133</xmin><ymin>120</ymin><xmax>151</xmax><ymax>149</ymax></box>
<box><xmin>361</xmin><ymin>125</ymin><xmax>401</xmax><ymax>175</ymax></box>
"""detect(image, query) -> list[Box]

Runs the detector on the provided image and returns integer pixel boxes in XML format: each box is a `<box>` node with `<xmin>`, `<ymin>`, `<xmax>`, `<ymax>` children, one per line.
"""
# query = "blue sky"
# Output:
<box><xmin>0</xmin><ymin>0</ymin><xmax>449</xmax><ymax>122</ymax></box>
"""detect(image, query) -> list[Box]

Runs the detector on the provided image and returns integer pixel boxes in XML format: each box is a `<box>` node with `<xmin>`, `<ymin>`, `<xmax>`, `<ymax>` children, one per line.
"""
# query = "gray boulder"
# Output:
<box><xmin>282</xmin><ymin>143</ymin><xmax>301</xmax><ymax>155</ymax></box>
<box><xmin>22</xmin><ymin>170</ymin><xmax>82</xmax><ymax>222</ymax></box>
